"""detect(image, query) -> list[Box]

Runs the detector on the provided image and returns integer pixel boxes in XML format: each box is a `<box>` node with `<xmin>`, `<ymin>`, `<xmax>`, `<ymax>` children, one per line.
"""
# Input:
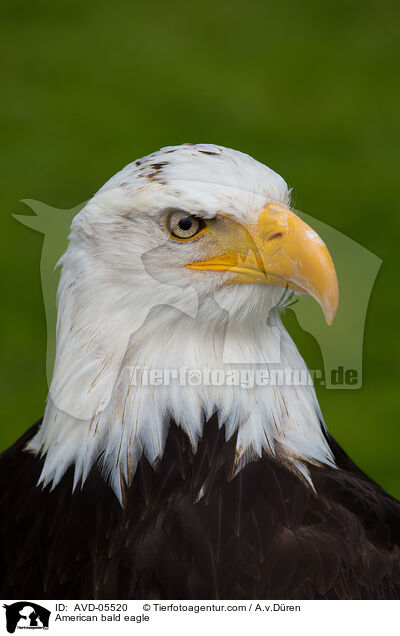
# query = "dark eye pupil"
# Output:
<box><xmin>178</xmin><ymin>217</ymin><xmax>192</xmax><ymax>231</ymax></box>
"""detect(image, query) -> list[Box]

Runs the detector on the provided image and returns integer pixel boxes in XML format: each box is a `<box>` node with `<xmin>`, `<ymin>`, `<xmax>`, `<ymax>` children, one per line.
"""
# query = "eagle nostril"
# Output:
<box><xmin>268</xmin><ymin>232</ymin><xmax>283</xmax><ymax>242</ymax></box>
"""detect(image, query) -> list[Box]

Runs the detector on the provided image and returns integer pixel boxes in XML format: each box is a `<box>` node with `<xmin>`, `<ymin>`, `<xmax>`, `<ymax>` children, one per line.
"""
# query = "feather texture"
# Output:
<box><xmin>1</xmin><ymin>420</ymin><xmax>400</xmax><ymax>599</ymax></box>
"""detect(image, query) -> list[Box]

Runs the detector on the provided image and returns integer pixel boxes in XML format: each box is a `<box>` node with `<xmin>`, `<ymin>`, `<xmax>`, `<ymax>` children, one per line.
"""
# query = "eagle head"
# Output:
<box><xmin>28</xmin><ymin>144</ymin><xmax>339</xmax><ymax>502</ymax></box>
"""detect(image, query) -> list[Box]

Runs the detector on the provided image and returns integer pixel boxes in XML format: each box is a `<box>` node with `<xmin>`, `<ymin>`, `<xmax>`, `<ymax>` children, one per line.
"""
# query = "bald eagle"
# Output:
<box><xmin>1</xmin><ymin>144</ymin><xmax>399</xmax><ymax>599</ymax></box>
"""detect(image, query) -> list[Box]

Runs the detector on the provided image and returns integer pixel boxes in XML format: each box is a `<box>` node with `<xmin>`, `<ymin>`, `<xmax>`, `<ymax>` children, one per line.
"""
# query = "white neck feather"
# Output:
<box><xmin>27</xmin><ymin>271</ymin><xmax>334</xmax><ymax>503</ymax></box>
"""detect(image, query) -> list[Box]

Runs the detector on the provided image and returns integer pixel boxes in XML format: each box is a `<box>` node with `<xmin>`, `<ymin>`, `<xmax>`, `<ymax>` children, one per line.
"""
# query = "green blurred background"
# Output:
<box><xmin>1</xmin><ymin>0</ymin><xmax>399</xmax><ymax>495</ymax></box>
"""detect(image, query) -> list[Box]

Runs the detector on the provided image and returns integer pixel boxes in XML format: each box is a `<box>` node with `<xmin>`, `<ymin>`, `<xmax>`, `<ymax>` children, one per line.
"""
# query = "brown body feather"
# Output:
<box><xmin>1</xmin><ymin>417</ymin><xmax>400</xmax><ymax>599</ymax></box>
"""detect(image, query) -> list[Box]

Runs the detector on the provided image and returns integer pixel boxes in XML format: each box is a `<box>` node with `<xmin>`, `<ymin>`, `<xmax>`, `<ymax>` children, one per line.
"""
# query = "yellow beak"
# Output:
<box><xmin>186</xmin><ymin>203</ymin><xmax>339</xmax><ymax>325</ymax></box>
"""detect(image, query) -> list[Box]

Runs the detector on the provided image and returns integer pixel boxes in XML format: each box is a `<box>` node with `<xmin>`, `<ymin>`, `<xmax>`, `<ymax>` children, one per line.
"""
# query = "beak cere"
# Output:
<box><xmin>186</xmin><ymin>203</ymin><xmax>339</xmax><ymax>325</ymax></box>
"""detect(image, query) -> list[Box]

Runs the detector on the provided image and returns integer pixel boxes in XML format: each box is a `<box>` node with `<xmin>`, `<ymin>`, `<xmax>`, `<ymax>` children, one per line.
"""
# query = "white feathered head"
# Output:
<box><xmin>28</xmin><ymin>144</ymin><xmax>338</xmax><ymax>502</ymax></box>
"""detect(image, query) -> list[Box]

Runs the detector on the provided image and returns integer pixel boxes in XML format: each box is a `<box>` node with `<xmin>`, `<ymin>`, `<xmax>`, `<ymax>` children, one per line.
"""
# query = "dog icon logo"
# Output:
<box><xmin>2</xmin><ymin>602</ymin><xmax>50</xmax><ymax>633</ymax></box>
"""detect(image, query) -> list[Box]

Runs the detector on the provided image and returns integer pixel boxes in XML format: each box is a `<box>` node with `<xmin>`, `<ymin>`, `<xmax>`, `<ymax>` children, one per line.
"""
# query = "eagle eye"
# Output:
<box><xmin>165</xmin><ymin>210</ymin><xmax>206</xmax><ymax>240</ymax></box>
